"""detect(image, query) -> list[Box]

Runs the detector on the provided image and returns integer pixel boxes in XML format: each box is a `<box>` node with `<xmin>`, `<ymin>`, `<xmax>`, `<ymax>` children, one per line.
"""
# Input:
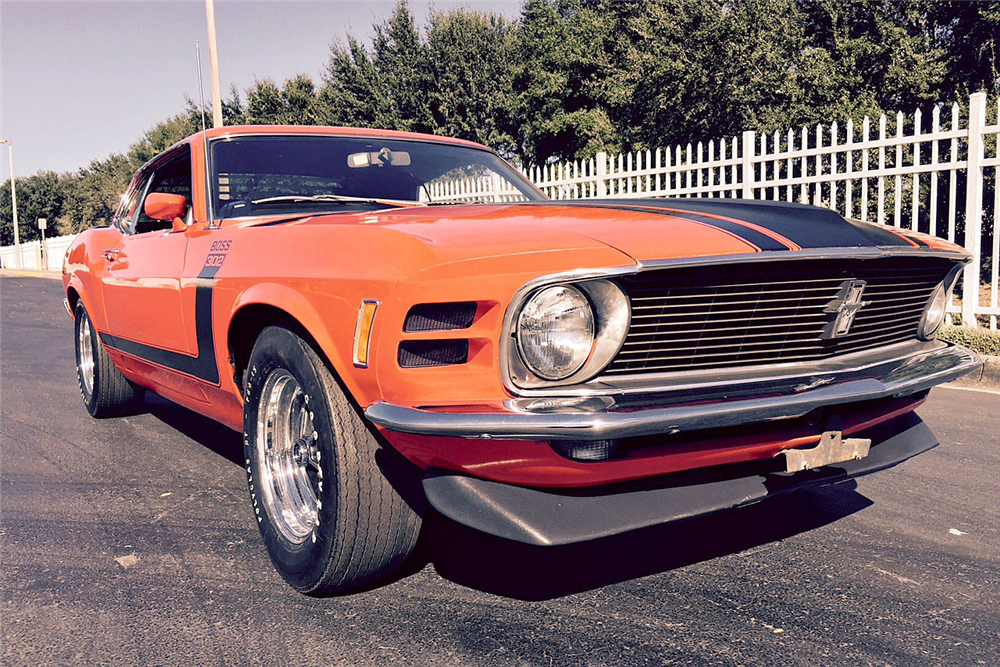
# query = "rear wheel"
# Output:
<box><xmin>243</xmin><ymin>325</ymin><xmax>422</xmax><ymax>594</ymax></box>
<box><xmin>74</xmin><ymin>302</ymin><xmax>144</xmax><ymax>417</ymax></box>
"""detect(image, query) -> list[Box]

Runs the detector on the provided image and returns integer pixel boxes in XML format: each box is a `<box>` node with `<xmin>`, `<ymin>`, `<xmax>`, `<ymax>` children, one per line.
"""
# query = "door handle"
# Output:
<box><xmin>103</xmin><ymin>249</ymin><xmax>121</xmax><ymax>262</ymax></box>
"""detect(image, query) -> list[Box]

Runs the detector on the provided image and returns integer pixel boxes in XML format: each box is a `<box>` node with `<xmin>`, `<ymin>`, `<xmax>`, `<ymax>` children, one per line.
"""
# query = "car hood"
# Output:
<box><xmin>289</xmin><ymin>198</ymin><xmax>935</xmax><ymax>266</ymax></box>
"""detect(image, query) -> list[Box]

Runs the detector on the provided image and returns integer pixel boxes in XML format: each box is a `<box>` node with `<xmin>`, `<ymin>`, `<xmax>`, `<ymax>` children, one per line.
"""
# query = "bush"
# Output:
<box><xmin>939</xmin><ymin>325</ymin><xmax>1000</xmax><ymax>357</ymax></box>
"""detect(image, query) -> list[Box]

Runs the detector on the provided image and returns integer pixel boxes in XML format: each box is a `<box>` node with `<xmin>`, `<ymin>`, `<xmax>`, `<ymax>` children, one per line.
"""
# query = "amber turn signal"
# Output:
<box><xmin>353</xmin><ymin>300</ymin><xmax>379</xmax><ymax>367</ymax></box>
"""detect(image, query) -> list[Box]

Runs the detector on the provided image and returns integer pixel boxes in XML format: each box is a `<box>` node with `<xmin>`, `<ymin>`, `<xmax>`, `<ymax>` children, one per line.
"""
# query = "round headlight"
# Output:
<box><xmin>517</xmin><ymin>285</ymin><xmax>595</xmax><ymax>380</ymax></box>
<box><xmin>919</xmin><ymin>282</ymin><xmax>948</xmax><ymax>340</ymax></box>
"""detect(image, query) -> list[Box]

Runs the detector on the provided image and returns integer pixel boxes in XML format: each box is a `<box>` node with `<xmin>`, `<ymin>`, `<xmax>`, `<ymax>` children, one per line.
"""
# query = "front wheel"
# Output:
<box><xmin>243</xmin><ymin>325</ymin><xmax>422</xmax><ymax>594</ymax></box>
<box><xmin>74</xmin><ymin>302</ymin><xmax>144</xmax><ymax>417</ymax></box>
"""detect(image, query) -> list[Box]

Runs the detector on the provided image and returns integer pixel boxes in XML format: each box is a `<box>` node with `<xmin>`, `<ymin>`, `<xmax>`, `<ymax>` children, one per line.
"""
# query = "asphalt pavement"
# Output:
<box><xmin>2</xmin><ymin>275</ymin><xmax>998</xmax><ymax>666</ymax></box>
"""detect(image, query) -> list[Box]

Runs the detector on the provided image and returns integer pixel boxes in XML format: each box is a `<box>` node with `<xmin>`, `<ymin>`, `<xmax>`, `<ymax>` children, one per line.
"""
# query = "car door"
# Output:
<box><xmin>101</xmin><ymin>146</ymin><xmax>193</xmax><ymax>356</ymax></box>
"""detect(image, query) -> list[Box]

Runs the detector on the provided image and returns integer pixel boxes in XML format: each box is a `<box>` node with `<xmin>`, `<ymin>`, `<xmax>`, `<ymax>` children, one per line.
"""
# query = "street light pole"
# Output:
<box><xmin>0</xmin><ymin>139</ymin><xmax>21</xmax><ymax>269</ymax></box>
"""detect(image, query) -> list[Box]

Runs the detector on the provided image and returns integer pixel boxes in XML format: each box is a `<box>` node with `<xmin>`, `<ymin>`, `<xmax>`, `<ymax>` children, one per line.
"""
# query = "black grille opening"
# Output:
<box><xmin>404</xmin><ymin>302</ymin><xmax>477</xmax><ymax>332</ymax></box>
<box><xmin>398</xmin><ymin>340</ymin><xmax>470</xmax><ymax>368</ymax></box>
<box><xmin>603</xmin><ymin>256</ymin><xmax>955</xmax><ymax>376</ymax></box>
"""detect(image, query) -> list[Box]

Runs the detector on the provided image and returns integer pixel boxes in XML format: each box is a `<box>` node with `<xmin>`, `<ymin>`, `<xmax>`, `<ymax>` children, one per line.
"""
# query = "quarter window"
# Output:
<box><xmin>131</xmin><ymin>146</ymin><xmax>193</xmax><ymax>234</ymax></box>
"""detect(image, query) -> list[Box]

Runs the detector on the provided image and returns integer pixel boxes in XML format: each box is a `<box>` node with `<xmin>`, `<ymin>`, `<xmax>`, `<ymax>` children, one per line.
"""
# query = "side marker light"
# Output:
<box><xmin>353</xmin><ymin>300</ymin><xmax>379</xmax><ymax>367</ymax></box>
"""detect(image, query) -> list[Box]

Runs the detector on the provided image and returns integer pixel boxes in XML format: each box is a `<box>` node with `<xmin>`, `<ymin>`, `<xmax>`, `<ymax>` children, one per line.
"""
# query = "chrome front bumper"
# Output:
<box><xmin>365</xmin><ymin>343</ymin><xmax>981</xmax><ymax>440</ymax></box>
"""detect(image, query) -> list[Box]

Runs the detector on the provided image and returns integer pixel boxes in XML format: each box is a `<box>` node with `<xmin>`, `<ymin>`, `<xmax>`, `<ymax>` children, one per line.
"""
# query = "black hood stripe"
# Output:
<box><xmin>542</xmin><ymin>201</ymin><xmax>790</xmax><ymax>252</ymax></box>
<box><xmin>574</xmin><ymin>199</ymin><xmax>920</xmax><ymax>249</ymax></box>
<box><xmin>521</xmin><ymin>199</ymin><xmax>924</xmax><ymax>250</ymax></box>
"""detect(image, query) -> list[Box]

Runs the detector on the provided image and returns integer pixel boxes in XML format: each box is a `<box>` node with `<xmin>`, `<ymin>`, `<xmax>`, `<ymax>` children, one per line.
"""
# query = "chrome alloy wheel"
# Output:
<box><xmin>255</xmin><ymin>369</ymin><xmax>323</xmax><ymax>544</ymax></box>
<box><xmin>77</xmin><ymin>312</ymin><xmax>95</xmax><ymax>396</ymax></box>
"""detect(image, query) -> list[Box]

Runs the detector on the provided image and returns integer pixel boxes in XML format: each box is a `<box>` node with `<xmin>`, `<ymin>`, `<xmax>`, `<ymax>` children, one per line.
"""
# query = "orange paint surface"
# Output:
<box><xmin>62</xmin><ymin>126</ymin><xmax>968</xmax><ymax>488</ymax></box>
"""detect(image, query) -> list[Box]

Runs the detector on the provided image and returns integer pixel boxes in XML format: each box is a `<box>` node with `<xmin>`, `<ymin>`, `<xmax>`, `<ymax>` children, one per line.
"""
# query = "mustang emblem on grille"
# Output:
<box><xmin>821</xmin><ymin>279</ymin><xmax>870</xmax><ymax>340</ymax></box>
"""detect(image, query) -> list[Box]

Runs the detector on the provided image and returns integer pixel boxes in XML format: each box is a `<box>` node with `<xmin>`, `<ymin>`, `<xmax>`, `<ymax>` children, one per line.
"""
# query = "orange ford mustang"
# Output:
<box><xmin>63</xmin><ymin>125</ymin><xmax>981</xmax><ymax>594</ymax></box>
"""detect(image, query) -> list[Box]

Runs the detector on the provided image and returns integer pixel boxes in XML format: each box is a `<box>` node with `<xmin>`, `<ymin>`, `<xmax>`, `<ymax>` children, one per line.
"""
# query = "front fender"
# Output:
<box><xmin>228</xmin><ymin>282</ymin><xmax>378</xmax><ymax>406</ymax></box>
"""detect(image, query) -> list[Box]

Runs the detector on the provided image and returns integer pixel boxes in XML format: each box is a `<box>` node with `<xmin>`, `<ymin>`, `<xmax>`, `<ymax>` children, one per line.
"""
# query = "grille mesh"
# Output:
<box><xmin>404</xmin><ymin>302</ymin><xmax>477</xmax><ymax>332</ymax></box>
<box><xmin>602</xmin><ymin>257</ymin><xmax>954</xmax><ymax>377</ymax></box>
<box><xmin>398</xmin><ymin>340</ymin><xmax>469</xmax><ymax>367</ymax></box>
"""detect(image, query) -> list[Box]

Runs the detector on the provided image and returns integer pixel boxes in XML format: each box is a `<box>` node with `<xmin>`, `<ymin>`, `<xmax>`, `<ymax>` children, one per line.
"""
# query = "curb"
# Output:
<box><xmin>944</xmin><ymin>354</ymin><xmax>1000</xmax><ymax>392</ymax></box>
<box><xmin>0</xmin><ymin>268</ymin><xmax>62</xmax><ymax>281</ymax></box>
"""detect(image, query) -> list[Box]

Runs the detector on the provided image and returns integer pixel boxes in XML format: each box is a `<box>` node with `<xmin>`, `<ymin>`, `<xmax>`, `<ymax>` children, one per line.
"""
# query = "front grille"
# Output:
<box><xmin>602</xmin><ymin>257</ymin><xmax>955</xmax><ymax>376</ymax></box>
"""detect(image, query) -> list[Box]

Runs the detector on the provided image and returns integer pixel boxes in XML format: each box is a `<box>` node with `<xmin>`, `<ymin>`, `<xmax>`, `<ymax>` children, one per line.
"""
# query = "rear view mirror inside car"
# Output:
<box><xmin>348</xmin><ymin>148</ymin><xmax>411</xmax><ymax>168</ymax></box>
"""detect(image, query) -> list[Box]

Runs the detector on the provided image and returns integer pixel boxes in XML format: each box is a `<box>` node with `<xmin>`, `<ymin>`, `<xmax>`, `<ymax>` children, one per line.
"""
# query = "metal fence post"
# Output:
<box><xmin>596</xmin><ymin>151</ymin><xmax>607</xmax><ymax>198</ymax></box>
<box><xmin>962</xmin><ymin>92</ymin><xmax>986</xmax><ymax>327</ymax></box>
<box><xmin>741</xmin><ymin>130</ymin><xmax>755</xmax><ymax>199</ymax></box>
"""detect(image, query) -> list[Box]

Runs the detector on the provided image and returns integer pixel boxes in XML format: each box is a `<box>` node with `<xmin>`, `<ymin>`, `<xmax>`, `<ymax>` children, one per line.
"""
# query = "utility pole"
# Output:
<box><xmin>205</xmin><ymin>0</ymin><xmax>224</xmax><ymax>128</ymax></box>
<box><xmin>0</xmin><ymin>139</ymin><xmax>21</xmax><ymax>269</ymax></box>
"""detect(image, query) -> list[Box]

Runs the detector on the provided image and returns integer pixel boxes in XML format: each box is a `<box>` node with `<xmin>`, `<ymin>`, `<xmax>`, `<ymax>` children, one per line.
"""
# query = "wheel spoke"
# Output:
<box><xmin>254</xmin><ymin>370</ymin><xmax>323</xmax><ymax>544</ymax></box>
<box><xmin>77</xmin><ymin>312</ymin><xmax>95</xmax><ymax>395</ymax></box>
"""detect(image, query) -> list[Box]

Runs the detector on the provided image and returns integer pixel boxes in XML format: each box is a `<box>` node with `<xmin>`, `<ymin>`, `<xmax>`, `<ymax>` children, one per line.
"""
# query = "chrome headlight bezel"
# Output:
<box><xmin>918</xmin><ymin>266</ymin><xmax>961</xmax><ymax>341</ymax></box>
<box><xmin>507</xmin><ymin>278</ymin><xmax>631</xmax><ymax>388</ymax></box>
<box><xmin>917</xmin><ymin>283</ymin><xmax>948</xmax><ymax>340</ymax></box>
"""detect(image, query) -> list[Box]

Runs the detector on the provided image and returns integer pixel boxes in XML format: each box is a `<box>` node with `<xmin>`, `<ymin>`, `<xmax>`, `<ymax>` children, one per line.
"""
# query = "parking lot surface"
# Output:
<box><xmin>2</xmin><ymin>275</ymin><xmax>998</xmax><ymax>666</ymax></box>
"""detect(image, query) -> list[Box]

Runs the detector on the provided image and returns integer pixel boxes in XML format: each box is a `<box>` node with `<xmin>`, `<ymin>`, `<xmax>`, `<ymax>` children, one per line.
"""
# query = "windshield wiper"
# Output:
<box><xmin>250</xmin><ymin>194</ymin><xmax>424</xmax><ymax>208</ymax></box>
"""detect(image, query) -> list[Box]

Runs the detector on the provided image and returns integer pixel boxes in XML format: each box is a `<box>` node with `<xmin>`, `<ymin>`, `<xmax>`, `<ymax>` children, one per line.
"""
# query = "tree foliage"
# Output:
<box><xmin>3</xmin><ymin>0</ymin><xmax>998</xmax><ymax>243</ymax></box>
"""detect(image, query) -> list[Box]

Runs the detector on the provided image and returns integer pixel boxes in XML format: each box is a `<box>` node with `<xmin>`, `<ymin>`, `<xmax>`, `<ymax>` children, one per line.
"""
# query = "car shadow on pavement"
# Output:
<box><xmin>144</xmin><ymin>394</ymin><xmax>245</xmax><ymax>466</ymax></box>
<box><xmin>416</xmin><ymin>482</ymin><xmax>873</xmax><ymax>601</ymax></box>
<box><xmin>136</xmin><ymin>393</ymin><xmax>875</xmax><ymax>602</ymax></box>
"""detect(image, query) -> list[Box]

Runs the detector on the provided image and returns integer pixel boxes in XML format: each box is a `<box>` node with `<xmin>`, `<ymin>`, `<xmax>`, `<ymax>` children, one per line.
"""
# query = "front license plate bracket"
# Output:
<box><xmin>781</xmin><ymin>430</ymin><xmax>872</xmax><ymax>473</ymax></box>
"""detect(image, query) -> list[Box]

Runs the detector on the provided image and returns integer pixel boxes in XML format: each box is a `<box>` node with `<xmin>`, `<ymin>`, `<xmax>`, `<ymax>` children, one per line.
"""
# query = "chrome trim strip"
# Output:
<box><xmin>499</xmin><ymin>247</ymin><xmax>971</xmax><ymax>397</ymax></box>
<box><xmin>367</xmin><ymin>343</ymin><xmax>981</xmax><ymax>440</ymax></box>
<box><xmin>634</xmin><ymin>246</ymin><xmax>970</xmax><ymax>271</ymax></box>
<box><xmin>63</xmin><ymin>298</ymin><xmax>73</xmax><ymax>318</ymax></box>
<box><xmin>522</xmin><ymin>339</ymin><xmax>936</xmax><ymax>398</ymax></box>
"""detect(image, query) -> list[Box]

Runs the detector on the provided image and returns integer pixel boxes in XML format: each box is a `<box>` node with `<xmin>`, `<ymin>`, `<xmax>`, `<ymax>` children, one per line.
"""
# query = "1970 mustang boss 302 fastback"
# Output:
<box><xmin>64</xmin><ymin>126</ymin><xmax>980</xmax><ymax>594</ymax></box>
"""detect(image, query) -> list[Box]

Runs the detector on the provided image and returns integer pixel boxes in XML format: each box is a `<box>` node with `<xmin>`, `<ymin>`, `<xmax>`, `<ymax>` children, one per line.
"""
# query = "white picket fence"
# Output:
<box><xmin>4</xmin><ymin>92</ymin><xmax>997</xmax><ymax>329</ymax></box>
<box><xmin>527</xmin><ymin>92</ymin><xmax>999</xmax><ymax>330</ymax></box>
<box><xmin>0</xmin><ymin>234</ymin><xmax>76</xmax><ymax>272</ymax></box>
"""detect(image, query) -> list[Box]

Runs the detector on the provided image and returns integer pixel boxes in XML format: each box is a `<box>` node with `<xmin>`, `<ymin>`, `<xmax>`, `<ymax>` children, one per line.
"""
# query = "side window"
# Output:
<box><xmin>133</xmin><ymin>146</ymin><xmax>193</xmax><ymax>234</ymax></box>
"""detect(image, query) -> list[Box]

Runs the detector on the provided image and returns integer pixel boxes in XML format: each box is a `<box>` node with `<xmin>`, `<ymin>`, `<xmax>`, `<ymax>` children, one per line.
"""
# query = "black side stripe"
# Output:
<box><xmin>99</xmin><ymin>262</ymin><xmax>221</xmax><ymax>385</ymax></box>
<box><xmin>550</xmin><ymin>201</ymin><xmax>790</xmax><ymax>251</ymax></box>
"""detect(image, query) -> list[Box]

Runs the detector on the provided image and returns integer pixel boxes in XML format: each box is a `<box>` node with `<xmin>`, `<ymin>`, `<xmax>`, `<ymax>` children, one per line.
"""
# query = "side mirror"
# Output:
<box><xmin>144</xmin><ymin>193</ymin><xmax>188</xmax><ymax>232</ymax></box>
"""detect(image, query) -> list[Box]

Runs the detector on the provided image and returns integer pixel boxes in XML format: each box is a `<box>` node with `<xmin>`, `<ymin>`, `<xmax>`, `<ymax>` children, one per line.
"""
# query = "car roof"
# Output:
<box><xmin>136</xmin><ymin>125</ymin><xmax>495</xmax><ymax>178</ymax></box>
<box><xmin>196</xmin><ymin>125</ymin><xmax>490</xmax><ymax>150</ymax></box>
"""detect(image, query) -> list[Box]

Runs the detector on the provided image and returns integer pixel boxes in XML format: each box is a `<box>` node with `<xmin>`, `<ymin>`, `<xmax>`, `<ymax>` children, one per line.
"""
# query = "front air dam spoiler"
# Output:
<box><xmin>422</xmin><ymin>412</ymin><xmax>937</xmax><ymax>546</ymax></box>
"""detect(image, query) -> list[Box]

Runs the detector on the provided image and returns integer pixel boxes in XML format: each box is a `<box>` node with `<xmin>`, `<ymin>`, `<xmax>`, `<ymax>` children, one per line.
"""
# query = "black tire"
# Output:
<box><xmin>74</xmin><ymin>302</ymin><xmax>145</xmax><ymax>418</ymax></box>
<box><xmin>243</xmin><ymin>325</ymin><xmax>422</xmax><ymax>595</ymax></box>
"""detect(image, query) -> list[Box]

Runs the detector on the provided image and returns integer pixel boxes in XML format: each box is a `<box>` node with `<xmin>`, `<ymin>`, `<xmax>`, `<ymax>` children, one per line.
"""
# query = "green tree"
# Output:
<box><xmin>424</xmin><ymin>9</ymin><xmax>517</xmax><ymax>154</ymax></box>
<box><xmin>372</xmin><ymin>0</ymin><xmax>434</xmax><ymax>132</ymax></box>
<box><xmin>244</xmin><ymin>75</ymin><xmax>321</xmax><ymax>125</ymax></box>
<box><xmin>513</xmin><ymin>0</ymin><xmax>619</xmax><ymax>166</ymax></box>
<box><xmin>0</xmin><ymin>171</ymin><xmax>67</xmax><ymax>245</ymax></box>
<box><xmin>318</xmin><ymin>35</ymin><xmax>395</xmax><ymax>127</ymax></box>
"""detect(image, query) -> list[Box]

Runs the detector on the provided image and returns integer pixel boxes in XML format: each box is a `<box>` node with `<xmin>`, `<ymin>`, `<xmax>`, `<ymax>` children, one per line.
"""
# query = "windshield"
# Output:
<box><xmin>209</xmin><ymin>135</ymin><xmax>544</xmax><ymax>219</ymax></box>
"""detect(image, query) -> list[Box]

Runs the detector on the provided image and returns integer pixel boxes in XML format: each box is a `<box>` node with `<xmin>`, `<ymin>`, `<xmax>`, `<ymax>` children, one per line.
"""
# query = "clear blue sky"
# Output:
<box><xmin>0</xmin><ymin>1</ymin><xmax>523</xmax><ymax>179</ymax></box>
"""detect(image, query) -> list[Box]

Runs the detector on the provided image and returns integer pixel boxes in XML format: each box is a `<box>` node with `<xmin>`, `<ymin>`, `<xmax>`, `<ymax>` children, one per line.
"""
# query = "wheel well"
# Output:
<box><xmin>227</xmin><ymin>304</ymin><xmax>328</xmax><ymax>397</ymax></box>
<box><xmin>66</xmin><ymin>287</ymin><xmax>80</xmax><ymax>316</ymax></box>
